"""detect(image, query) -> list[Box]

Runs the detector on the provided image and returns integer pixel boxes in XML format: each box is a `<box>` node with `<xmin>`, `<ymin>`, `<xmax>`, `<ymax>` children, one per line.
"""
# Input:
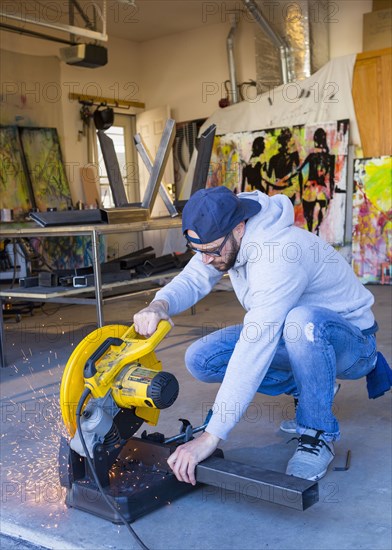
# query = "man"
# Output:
<box><xmin>134</xmin><ymin>186</ymin><xmax>390</xmax><ymax>486</ymax></box>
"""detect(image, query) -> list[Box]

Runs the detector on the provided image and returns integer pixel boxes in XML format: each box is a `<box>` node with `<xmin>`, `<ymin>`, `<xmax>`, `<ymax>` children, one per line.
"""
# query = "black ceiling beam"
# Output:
<box><xmin>0</xmin><ymin>23</ymin><xmax>75</xmax><ymax>45</ymax></box>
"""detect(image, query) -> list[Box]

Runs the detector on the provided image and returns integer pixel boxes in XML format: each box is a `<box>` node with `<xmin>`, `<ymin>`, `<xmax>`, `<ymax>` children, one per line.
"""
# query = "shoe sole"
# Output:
<box><xmin>280</xmin><ymin>425</ymin><xmax>296</xmax><ymax>434</ymax></box>
<box><xmin>287</xmin><ymin>453</ymin><xmax>335</xmax><ymax>481</ymax></box>
<box><xmin>307</xmin><ymin>467</ymin><xmax>328</xmax><ymax>481</ymax></box>
<box><xmin>287</xmin><ymin>466</ymin><xmax>329</xmax><ymax>481</ymax></box>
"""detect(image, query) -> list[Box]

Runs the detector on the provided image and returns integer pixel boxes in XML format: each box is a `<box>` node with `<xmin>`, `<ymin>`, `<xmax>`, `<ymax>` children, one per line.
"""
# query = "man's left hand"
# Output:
<box><xmin>167</xmin><ymin>432</ymin><xmax>220</xmax><ymax>485</ymax></box>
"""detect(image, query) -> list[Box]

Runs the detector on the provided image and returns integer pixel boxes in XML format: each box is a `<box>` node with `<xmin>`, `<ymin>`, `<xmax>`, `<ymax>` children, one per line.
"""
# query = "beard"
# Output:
<box><xmin>211</xmin><ymin>233</ymin><xmax>240</xmax><ymax>272</ymax></box>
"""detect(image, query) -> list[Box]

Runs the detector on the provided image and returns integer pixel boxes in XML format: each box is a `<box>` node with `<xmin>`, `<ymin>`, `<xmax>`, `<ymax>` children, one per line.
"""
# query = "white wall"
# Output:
<box><xmin>139</xmin><ymin>19</ymin><xmax>257</xmax><ymax>122</ymax></box>
<box><xmin>0</xmin><ymin>30</ymin><xmax>142</xmax><ymax>202</ymax></box>
<box><xmin>329</xmin><ymin>0</ymin><xmax>372</xmax><ymax>59</ymax></box>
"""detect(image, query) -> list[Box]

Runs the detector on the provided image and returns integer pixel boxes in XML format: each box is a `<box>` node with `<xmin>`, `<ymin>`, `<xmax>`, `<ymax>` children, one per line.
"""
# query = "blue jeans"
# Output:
<box><xmin>185</xmin><ymin>305</ymin><xmax>377</xmax><ymax>441</ymax></box>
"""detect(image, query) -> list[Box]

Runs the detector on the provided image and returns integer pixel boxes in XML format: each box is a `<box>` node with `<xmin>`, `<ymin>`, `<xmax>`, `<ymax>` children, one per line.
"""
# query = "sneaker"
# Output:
<box><xmin>280</xmin><ymin>383</ymin><xmax>341</xmax><ymax>434</ymax></box>
<box><xmin>286</xmin><ymin>429</ymin><xmax>335</xmax><ymax>481</ymax></box>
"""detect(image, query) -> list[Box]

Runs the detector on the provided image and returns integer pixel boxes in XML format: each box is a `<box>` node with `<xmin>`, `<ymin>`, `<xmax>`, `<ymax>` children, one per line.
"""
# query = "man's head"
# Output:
<box><xmin>182</xmin><ymin>187</ymin><xmax>261</xmax><ymax>271</ymax></box>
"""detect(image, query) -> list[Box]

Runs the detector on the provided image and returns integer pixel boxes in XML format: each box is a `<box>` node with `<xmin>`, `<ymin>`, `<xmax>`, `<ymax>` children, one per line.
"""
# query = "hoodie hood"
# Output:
<box><xmin>235</xmin><ymin>191</ymin><xmax>295</xmax><ymax>267</ymax></box>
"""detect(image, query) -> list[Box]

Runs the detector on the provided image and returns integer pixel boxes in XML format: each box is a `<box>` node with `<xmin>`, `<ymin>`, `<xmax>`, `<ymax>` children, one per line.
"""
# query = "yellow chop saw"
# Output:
<box><xmin>59</xmin><ymin>321</ymin><xmax>319</xmax><ymax>527</ymax></box>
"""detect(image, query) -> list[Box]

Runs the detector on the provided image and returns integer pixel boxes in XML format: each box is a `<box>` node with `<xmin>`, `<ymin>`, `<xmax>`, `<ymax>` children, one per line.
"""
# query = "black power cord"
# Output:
<box><xmin>76</xmin><ymin>389</ymin><xmax>150</xmax><ymax>550</ymax></box>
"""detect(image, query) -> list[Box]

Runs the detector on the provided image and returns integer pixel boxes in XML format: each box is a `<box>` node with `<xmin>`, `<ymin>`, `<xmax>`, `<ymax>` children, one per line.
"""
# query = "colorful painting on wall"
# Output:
<box><xmin>20</xmin><ymin>127</ymin><xmax>72</xmax><ymax>211</ymax></box>
<box><xmin>207</xmin><ymin>120</ymin><xmax>349</xmax><ymax>244</ymax></box>
<box><xmin>352</xmin><ymin>156</ymin><xmax>392</xmax><ymax>284</ymax></box>
<box><xmin>0</xmin><ymin>126</ymin><xmax>33</xmax><ymax>220</ymax></box>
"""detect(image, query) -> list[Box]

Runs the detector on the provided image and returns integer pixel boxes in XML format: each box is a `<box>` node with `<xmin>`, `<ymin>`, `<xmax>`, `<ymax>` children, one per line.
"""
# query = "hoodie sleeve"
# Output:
<box><xmin>153</xmin><ymin>254</ymin><xmax>223</xmax><ymax>316</ymax></box>
<box><xmin>206</xmin><ymin>257</ymin><xmax>309</xmax><ymax>440</ymax></box>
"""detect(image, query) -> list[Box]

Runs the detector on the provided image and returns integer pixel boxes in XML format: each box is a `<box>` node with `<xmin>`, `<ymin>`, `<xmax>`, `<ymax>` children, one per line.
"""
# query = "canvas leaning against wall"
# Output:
<box><xmin>19</xmin><ymin>127</ymin><xmax>72</xmax><ymax>212</ymax></box>
<box><xmin>207</xmin><ymin>120</ymin><xmax>349</xmax><ymax>245</ymax></box>
<box><xmin>352</xmin><ymin>156</ymin><xmax>392</xmax><ymax>285</ymax></box>
<box><xmin>0</xmin><ymin>126</ymin><xmax>33</xmax><ymax>220</ymax></box>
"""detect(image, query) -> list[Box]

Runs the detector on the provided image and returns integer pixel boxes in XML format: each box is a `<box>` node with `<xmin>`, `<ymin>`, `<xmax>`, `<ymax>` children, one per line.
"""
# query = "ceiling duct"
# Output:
<box><xmin>245</xmin><ymin>0</ymin><xmax>329</xmax><ymax>93</ymax></box>
<box><xmin>243</xmin><ymin>0</ymin><xmax>292</xmax><ymax>84</ymax></box>
<box><xmin>227</xmin><ymin>15</ymin><xmax>239</xmax><ymax>104</ymax></box>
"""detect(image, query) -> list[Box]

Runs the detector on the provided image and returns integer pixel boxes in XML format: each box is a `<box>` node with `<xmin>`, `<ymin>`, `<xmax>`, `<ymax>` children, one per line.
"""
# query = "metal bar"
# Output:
<box><xmin>158</xmin><ymin>184</ymin><xmax>179</xmax><ymax>217</ymax></box>
<box><xmin>134</xmin><ymin>134</ymin><xmax>178</xmax><ymax>217</ymax></box>
<box><xmin>97</xmin><ymin>130</ymin><xmax>129</xmax><ymax>207</ymax></box>
<box><xmin>196</xmin><ymin>456</ymin><xmax>319</xmax><ymax>511</ymax></box>
<box><xmin>334</xmin><ymin>449</ymin><xmax>351</xmax><ymax>471</ymax></box>
<box><xmin>91</xmin><ymin>229</ymin><xmax>104</xmax><ymax>327</ymax></box>
<box><xmin>126</xmin><ymin>438</ymin><xmax>318</xmax><ymax>511</ymax></box>
<box><xmin>141</xmin><ymin>119</ymin><xmax>176</xmax><ymax>211</ymax></box>
<box><xmin>0</xmin><ymin>217</ymin><xmax>181</xmax><ymax>238</ymax></box>
<box><xmin>0</xmin><ymin>23</ymin><xmax>75</xmax><ymax>45</ymax></box>
<box><xmin>68</xmin><ymin>0</ymin><xmax>76</xmax><ymax>44</ymax></box>
<box><xmin>70</xmin><ymin>0</ymin><xmax>94</xmax><ymax>29</ymax></box>
<box><xmin>190</xmin><ymin>124</ymin><xmax>216</xmax><ymax>196</ymax></box>
<box><xmin>0</xmin><ymin>12</ymin><xmax>108</xmax><ymax>42</ymax></box>
<box><xmin>134</xmin><ymin>134</ymin><xmax>153</xmax><ymax>173</ymax></box>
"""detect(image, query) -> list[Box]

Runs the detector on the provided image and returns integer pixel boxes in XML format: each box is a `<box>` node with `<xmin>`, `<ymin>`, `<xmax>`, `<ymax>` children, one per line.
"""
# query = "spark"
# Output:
<box><xmin>3</xmin><ymin>359</ymin><xmax>68</xmax><ymax>520</ymax></box>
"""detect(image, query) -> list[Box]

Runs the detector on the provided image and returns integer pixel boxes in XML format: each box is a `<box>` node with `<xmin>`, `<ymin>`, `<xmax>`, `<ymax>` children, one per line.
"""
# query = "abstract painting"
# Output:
<box><xmin>352</xmin><ymin>156</ymin><xmax>392</xmax><ymax>284</ymax></box>
<box><xmin>19</xmin><ymin>127</ymin><xmax>72</xmax><ymax>211</ymax></box>
<box><xmin>207</xmin><ymin>120</ymin><xmax>349</xmax><ymax>244</ymax></box>
<box><xmin>31</xmin><ymin>235</ymin><xmax>106</xmax><ymax>271</ymax></box>
<box><xmin>0</xmin><ymin>126</ymin><xmax>33</xmax><ymax>220</ymax></box>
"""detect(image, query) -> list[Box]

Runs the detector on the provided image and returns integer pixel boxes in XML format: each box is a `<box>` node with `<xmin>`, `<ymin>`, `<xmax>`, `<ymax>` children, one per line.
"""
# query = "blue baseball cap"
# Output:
<box><xmin>182</xmin><ymin>187</ymin><xmax>261</xmax><ymax>244</ymax></box>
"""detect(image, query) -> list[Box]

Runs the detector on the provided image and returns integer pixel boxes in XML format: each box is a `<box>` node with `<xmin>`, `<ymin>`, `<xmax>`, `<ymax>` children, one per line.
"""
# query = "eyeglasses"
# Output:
<box><xmin>186</xmin><ymin>232</ymin><xmax>232</xmax><ymax>257</ymax></box>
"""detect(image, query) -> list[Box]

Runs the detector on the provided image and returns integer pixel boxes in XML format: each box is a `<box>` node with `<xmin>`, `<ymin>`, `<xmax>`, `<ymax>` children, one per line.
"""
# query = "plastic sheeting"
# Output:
<box><xmin>180</xmin><ymin>54</ymin><xmax>359</xmax><ymax>200</ymax></box>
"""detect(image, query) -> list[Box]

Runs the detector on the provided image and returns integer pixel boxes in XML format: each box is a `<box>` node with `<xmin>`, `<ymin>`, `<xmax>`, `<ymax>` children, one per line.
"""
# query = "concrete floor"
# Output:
<box><xmin>0</xmin><ymin>285</ymin><xmax>391</xmax><ymax>550</ymax></box>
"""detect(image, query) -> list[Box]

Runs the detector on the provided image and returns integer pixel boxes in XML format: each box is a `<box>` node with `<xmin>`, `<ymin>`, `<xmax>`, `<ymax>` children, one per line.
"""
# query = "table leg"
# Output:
<box><xmin>91</xmin><ymin>230</ymin><xmax>104</xmax><ymax>328</ymax></box>
<box><xmin>0</xmin><ymin>298</ymin><xmax>6</xmax><ymax>367</ymax></box>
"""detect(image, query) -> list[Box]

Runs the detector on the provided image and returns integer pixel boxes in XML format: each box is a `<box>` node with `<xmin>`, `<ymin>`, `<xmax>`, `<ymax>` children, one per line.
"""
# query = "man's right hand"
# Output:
<box><xmin>133</xmin><ymin>300</ymin><xmax>173</xmax><ymax>337</ymax></box>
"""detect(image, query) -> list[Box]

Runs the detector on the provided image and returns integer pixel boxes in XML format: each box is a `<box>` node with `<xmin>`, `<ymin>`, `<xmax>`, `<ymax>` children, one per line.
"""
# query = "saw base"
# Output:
<box><xmin>62</xmin><ymin>437</ymin><xmax>199</xmax><ymax>523</ymax></box>
<box><xmin>65</xmin><ymin>467</ymin><xmax>193</xmax><ymax>524</ymax></box>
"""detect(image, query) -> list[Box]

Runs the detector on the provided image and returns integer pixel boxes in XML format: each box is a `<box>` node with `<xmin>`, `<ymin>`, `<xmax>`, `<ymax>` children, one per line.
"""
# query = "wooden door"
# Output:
<box><xmin>353</xmin><ymin>47</ymin><xmax>392</xmax><ymax>157</ymax></box>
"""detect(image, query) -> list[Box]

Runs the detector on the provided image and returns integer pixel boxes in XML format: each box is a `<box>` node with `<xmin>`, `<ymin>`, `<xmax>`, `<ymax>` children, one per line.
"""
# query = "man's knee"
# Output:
<box><xmin>185</xmin><ymin>340</ymin><xmax>207</xmax><ymax>381</ymax></box>
<box><xmin>284</xmin><ymin>305</ymin><xmax>326</xmax><ymax>344</ymax></box>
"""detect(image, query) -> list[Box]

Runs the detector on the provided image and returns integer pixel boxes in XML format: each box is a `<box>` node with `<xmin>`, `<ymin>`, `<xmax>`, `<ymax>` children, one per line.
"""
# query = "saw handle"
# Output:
<box><xmin>123</xmin><ymin>319</ymin><xmax>173</xmax><ymax>348</ymax></box>
<box><xmin>83</xmin><ymin>321</ymin><xmax>172</xmax><ymax>379</ymax></box>
<box><xmin>84</xmin><ymin>337</ymin><xmax>124</xmax><ymax>378</ymax></box>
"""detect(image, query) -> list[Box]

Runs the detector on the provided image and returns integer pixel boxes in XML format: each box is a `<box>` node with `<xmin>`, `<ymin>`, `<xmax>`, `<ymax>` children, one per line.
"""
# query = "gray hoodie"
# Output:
<box><xmin>154</xmin><ymin>191</ymin><xmax>375</xmax><ymax>439</ymax></box>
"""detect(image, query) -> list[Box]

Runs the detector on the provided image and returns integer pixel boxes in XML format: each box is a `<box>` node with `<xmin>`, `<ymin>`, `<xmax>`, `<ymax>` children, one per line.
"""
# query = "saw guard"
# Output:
<box><xmin>60</xmin><ymin>324</ymin><xmax>129</xmax><ymax>437</ymax></box>
<box><xmin>60</xmin><ymin>321</ymin><xmax>173</xmax><ymax>437</ymax></box>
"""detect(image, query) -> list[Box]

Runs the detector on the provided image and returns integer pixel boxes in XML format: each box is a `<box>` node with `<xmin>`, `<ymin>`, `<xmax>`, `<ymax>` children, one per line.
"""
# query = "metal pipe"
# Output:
<box><xmin>280</xmin><ymin>45</ymin><xmax>289</xmax><ymax>85</ymax></box>
<box><xmin>242</xmin><ymin>0</ymin><xmax>291</xmax><ymax>84</ymax></box>
<box><xmin>227</xmin><ymin>16</ymin><xmax>239</xmax><ymax>104</ymax></box>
